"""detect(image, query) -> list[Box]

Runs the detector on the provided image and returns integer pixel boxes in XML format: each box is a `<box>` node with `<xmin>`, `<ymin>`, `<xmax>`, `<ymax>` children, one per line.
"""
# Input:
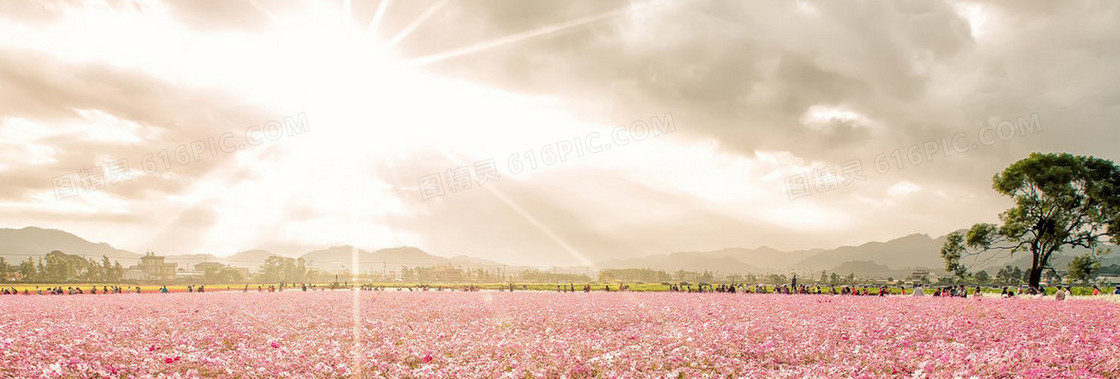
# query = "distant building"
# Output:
<box><xmin>908</xmin><ymin>268</ymin><xmax>931</xmax><ymax>283</ymax></box>
<box><xmin>193</xmin><ymin>262</ymin><xmax>227</xmax><ymax>272</ymax></box>
<box><xmin>189</xmin><ymin>261</ymin><xmax>249</xmax><ymax>279</ymax></box>
<box><xmin>128</xmin><ymin>252</ymin><xmax>177</xmax><ymax>281</ymax></box>
<box><xmin>429</xmin><ymin>265</ymin><xmax>464</xmax><ymax>282</ymax></box>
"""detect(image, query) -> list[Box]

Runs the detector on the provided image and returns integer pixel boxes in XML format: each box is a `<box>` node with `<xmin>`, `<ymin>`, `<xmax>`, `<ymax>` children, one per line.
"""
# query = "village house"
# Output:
<box><xmin>429</xmin><ymin>265</ymin><xmax>464</xmax><ymax>282</ymax></box>
<box><xmin>123</xmin><ymin>252</ymin><xmax>177</xmax><ymax>281</ymax></box>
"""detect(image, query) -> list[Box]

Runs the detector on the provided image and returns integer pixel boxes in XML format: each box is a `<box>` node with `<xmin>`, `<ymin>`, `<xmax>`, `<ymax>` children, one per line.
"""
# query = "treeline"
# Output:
<box><xmin>0</xmin><ymin>251</ymin><xmax>124</xmax><ymax>283</ymax></box>
<box><xmin>518</xmin><ymin>269</ymin><xmax>590</xmax><ymax>283</ymax></box>
<box><xmin>401</xmin><ymin>266</ymin><xmax>503</xmax><ymax>282</ymax></box>
<box><xmin>597</xmin><ymin>269</ymin><xmax>801</xmax><ymax>285</ymax></box>
<box><xmin>258</xmin><ymin>256</ymin><xmax>313</xmax><ymax>283</ymax></box>
<box><xmin>599</xmin><ymin>268</ymin><xmax>671</xmax><ymax>282</ymax></box>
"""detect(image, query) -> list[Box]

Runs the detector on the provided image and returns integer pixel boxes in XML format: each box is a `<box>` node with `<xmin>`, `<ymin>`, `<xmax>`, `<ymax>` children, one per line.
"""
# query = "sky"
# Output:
<box><xmin>0</xmin><ymin>0</ymin><xmax>1117</xmax><ymax>267</ymax></box>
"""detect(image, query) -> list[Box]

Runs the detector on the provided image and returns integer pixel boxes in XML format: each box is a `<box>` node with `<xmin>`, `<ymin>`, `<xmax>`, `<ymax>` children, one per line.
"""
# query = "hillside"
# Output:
<box><xmin>599</xmin><ymin>253</ymin><xmax>767</xmax><ymax>274</ymax></box>
<box><xmin>3</xmin><ymin>225</ymin><xmax>1114</xmax><ymax>278</ymax></box>
<box><xmin>0</xmin><ymin>227</ymin><xmax>140</xmax><ymax>264</ymax></box>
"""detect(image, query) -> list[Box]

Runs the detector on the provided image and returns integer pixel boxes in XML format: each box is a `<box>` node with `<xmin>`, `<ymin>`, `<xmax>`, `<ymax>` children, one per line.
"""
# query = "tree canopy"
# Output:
<box><xmin>941</xmin><ymin>153</ymin><xmax>1120</xmax><ymax>288</ymax></box>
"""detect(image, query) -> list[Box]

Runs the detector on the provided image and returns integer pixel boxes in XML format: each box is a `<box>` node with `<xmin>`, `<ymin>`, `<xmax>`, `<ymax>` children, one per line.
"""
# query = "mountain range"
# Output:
<box><xmin>1</xmin><ymin>226</ymin><xmax>1116</xmax><ymax>277</ymax></box>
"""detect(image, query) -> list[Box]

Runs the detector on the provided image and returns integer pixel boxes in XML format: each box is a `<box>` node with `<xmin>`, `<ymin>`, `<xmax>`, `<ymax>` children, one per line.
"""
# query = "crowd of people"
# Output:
<box><xmin>2</xmin><ymin>283</ymin><xmax>1118</xmax><ymax>297</ymax></box>
<box><xmin>667</xmin><ymin>283</ymin><xmax>908</xmax><ymax>295</ymax></box>
<box><xmin>1</xmin><ymin>285</ymin><xmax>141</xmax><ymax>295</ymax></box>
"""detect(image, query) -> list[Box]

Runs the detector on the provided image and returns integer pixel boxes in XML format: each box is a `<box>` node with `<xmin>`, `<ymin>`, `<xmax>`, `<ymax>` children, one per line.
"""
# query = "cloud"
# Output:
<box><xmin>1</xmin><ymin>0</ymin><xmax>1118</xmax><ymax>265</ymax></box>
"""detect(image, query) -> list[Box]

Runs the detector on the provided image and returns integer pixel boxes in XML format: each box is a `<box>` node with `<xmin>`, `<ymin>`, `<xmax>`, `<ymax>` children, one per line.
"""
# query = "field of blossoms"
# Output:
<box><xmin>2</xmin><ymin>291</ymin><xmax>1118</xmax><ymax>378</ymax></box>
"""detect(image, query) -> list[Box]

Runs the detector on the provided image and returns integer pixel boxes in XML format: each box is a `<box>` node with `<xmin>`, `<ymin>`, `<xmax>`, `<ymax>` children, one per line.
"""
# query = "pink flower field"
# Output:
<box><xmin>1</xmin><ymin>291</ymin><xmax>1118</xmax><ymax>378</ymax></box>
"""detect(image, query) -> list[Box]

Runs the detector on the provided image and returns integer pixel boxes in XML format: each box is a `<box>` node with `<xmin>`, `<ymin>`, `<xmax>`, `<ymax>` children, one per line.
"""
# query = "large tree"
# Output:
<box><xmin>941</xmin><ymin>153</ymin><xmax>1120</xmax><ymax>289</ymax></box>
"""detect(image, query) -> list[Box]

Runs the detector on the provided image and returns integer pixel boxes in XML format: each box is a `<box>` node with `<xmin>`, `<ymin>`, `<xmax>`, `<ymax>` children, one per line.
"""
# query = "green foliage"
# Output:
<box><xmin>204</xmin><ymin>267</ymin><xmax>245</xmax><ymax>283</ymax></box>
<box><xmin>941</xmin><ymin>153</ymin><xmax>1120</xmax><ymax>288</ymax></box>
<box><xmin>258</xmin><ymin>256</ymin><xmax>310</xmax><ymax>283</ymax></box>
<box><xmin>973</xmin><ymin>270</ymin><xmax>991</xmax><ymax>284</ymax></box>
<box><xmin>2</xmin><ymin>252</ymin><xmax>124</xmax><ymax>283</ymax></box>
<box><xmin>0</xmin><ymin>257</ymin><xmax>9</xmax><ymax>281</ymax></box>
<box><xmin>1067</xmin><ymin>252</ymin><xmax>1102</xmax><ymax>283</ymax></box>
<box><xmin>765</xmin><ymin>273</ymin><xmax>789</xmax><ymax>285</ymax></box>
<box><xmin>940</xmin><ymin>232</ymin><xmax>968</xmax><ymax>279</ymax></box>
<box><xmin>996</xmin><ymin>265</ymin><xmax>1024</xmax><ymax>285</ymax></box>
<box><xmin>514</xmin><ymin>269</ymin><xmax>589</xmax><ymax>283</ymax></box>
<box><xmin>598</xmin><ymin>268</ymin><xmax>670</xmax><ymax>283</ymax></box>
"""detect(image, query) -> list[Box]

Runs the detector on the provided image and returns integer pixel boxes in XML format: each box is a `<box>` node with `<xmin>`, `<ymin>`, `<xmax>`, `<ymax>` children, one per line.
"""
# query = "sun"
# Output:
<box><xmin>129</xmin><ymin>0</ymin><xmax>649</xmax><ymax>266</ymax></box>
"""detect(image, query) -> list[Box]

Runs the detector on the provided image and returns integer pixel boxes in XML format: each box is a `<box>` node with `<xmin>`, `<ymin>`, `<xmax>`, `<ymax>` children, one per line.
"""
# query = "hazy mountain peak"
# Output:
<box><xmin>0</xmin><ymin>226</ymin><xmax>139</xmax><ymax>263</ymax></box>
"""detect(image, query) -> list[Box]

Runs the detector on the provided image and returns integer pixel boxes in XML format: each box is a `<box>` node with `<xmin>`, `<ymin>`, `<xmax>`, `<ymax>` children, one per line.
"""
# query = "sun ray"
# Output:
<box><xmin>136</xmin><ymin>142</ymin><xmax>279</xmax><ymax>254</ymax></box>
<box><xmin>385</xmin><ymin>0</ymin><xmax>450</xmax><ymax>49</ymax></box>
<box><xmin>406</xmin><ymin>2</ymin><xmax>655</xmax><ymax>67</ymax></box>
<box><xmin>432</xmin><ymin>147</ymin><xmax>596</xmax><ymax>268</ymax></box>
<box><xmin>365</xmin><ymin>0</ymin><xmax>392</xmax><ymax>37</ymax></box>
<box><xmin>375</xmin><ymin>159</ymin><xmax>406</xmax><ymax>246</ymax></box>
<box><xmin>244</xmin><ymin>0</ymin><xmax>280</xmax><ymax>24</ymax></box>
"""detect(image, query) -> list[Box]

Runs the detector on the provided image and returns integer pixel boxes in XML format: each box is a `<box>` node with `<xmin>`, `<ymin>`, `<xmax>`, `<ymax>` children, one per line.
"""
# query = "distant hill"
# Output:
<box><xmin>159</xmin><ymin>249</ymin><xmax>286</xmax><ymax>271</ymax></box>
<box><xmin>693</xmin><ymin>246</ymin><xmax>816</xmax><ymax>271</ymax></box>
<box><xmin>985</xmin><ymin>247</ymin><xmax>1120</xmax><ymax>274</ymax></box>
<box><xmin>0</xmin><ymin>227</ymin><xmax>514</xmax><ymax>273</ymax></box>
<box><xmin>448</xmin><ymin>255</ymin><xmax>504</xmax><ymax>267</ymax></box>
<box><xmin>827</xmin><ymin>260</ymin><xmax>909</xmax><ymax>278</ymax></box>
<box><xmin>602</xmin><ymin>234</ymin><xmax>950</xmax><ymax>276</ymax></box>
<box><xmin>601</xmin><ymin>232</ymin><xmax>1120</xmax><ymax>278</ymax></box>
<box><xmin>224</xmin><ymin>249</ymin><xmax>282</xmax><ymax>269</ymax></box>
<box><xmin>3</xmin><ymin>225</ymin><xmax>1115</xmax><ymax>278</ymax></box>
<box><xmin>789</xmin><ymin>233</ymin><xmax>949</xmax><ymax>271</ymax></box>
<box><xmin>298</xmin><ymin>245</ymin><xmax>456</xmax><ymax>273</ymax></box>
<box><xmin>0</xmin><ymin>226</ymin><xmax>140</xmax><ymax>264</ymax></box>
<box><xmin>599</xmin><ymin>252</ymin><xmax>767</xmax><ymax>274</ymax></box>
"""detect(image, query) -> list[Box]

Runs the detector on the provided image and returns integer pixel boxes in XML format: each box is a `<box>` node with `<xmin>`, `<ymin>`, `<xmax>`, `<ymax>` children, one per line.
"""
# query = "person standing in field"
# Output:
<box><xmin>1055</xmin><ymin>287</ymin><xmax>1067</xmax><ymax>300</ymax></box>
<box><xmin>1092</xmin><ymin>285</ymin><xmax>1101</xmax><ymax>296</ymax></box>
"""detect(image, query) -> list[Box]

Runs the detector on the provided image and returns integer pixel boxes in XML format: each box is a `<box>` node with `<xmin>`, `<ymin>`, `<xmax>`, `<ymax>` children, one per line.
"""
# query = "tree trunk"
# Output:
<box><xmin>1028</xmin><ymin>266</ymin><xmax>1043</xmax><ymax>289</ymax></box>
